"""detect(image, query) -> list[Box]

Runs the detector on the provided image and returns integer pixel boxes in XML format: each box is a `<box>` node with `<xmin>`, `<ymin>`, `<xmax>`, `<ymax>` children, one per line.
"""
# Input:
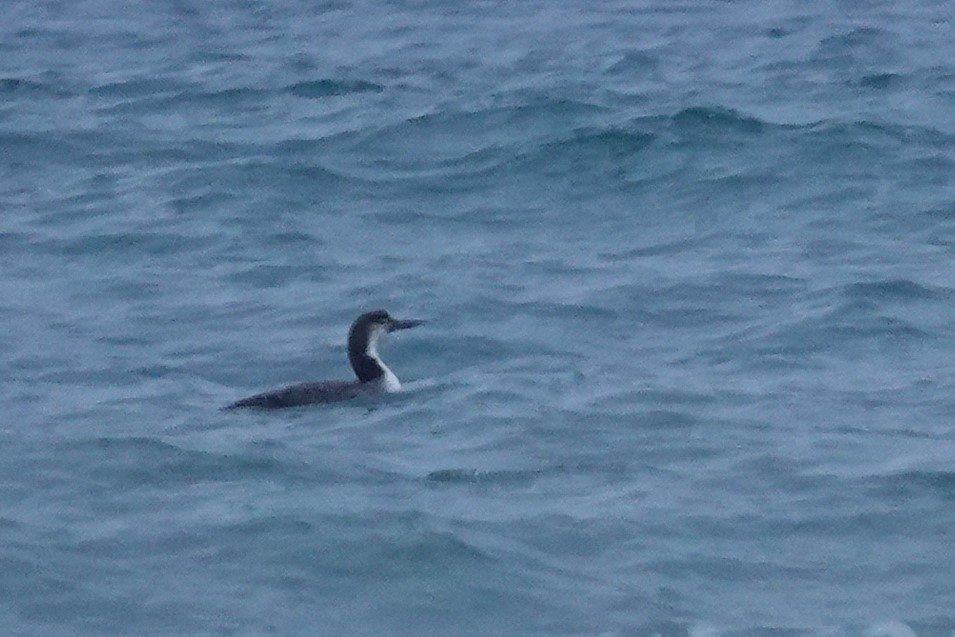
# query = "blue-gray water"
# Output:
<box><xmin>3</xmin><ymin>1</ymin><xmax>955</xmax><ymax>635</ymax></box>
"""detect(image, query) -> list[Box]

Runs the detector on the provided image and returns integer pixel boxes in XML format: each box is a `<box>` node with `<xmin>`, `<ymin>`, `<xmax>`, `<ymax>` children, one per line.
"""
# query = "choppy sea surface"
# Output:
<box><xmin>3</xmin><ymin>1</ymin><xmax>955</xmax><ymax>635</ymax></box>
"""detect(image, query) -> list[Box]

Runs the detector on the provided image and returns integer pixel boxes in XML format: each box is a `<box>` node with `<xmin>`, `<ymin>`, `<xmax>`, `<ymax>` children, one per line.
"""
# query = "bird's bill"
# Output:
<box><xmin>389</xmin><ymin>318</ymin><xmax>425</xmax><ymax>331</ymax></box>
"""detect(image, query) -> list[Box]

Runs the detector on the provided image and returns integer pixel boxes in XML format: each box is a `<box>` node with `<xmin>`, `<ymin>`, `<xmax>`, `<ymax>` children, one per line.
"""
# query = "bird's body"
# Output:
<box><xmin>227</xmin><ymin>380</ymin><xmax>364</xmax><ymax>409</ymax></box>
<box><xmin>226</xmin><ymin>310</ymin><xmax>423</xmax><ymax>410</ymax></box>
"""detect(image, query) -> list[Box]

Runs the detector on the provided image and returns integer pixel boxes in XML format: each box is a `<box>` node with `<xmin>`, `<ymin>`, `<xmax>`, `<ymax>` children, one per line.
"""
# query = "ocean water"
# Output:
<box><xmin>3</xmin><ymin>0</ymin><xmax>955</xmax><ymax>634</ymax></box>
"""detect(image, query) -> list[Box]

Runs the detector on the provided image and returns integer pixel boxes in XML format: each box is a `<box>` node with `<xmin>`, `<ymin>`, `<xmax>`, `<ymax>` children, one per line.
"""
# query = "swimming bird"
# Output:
<box><xmin>226</xmin><ymin>309</ymin><xmax>424</xmax><ymax>409</ymax></box>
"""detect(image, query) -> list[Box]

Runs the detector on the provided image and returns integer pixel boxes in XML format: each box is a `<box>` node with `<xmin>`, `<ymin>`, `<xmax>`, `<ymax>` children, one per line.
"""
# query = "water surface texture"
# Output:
<box><xmin>3</xmin><ymin>1</ymin><xmax>955</xmax><ymax>635</ymax></box>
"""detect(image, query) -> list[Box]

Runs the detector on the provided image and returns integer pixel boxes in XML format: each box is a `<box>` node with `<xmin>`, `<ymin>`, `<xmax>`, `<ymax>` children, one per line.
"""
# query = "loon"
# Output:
<box><xmin>226</xmin><ymin>309</ymin><xmax>424</xmax><ymax>409</ymax></box>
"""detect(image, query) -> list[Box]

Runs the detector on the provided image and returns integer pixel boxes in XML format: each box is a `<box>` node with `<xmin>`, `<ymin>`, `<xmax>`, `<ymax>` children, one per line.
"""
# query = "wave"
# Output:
<box><xmin>876</xmin><ymin>470</ymin><xmax>955</xmax><ymax>500</ymax></box>
<box><xmin>0</xmin><ymin>77</ymin><xmax>73</xmax><ymax>97</ymax></box>
<box><xmin>842</xmin><ymin>279</ymin><xmax>953</xmax><ymax>302</ymax></box>
<box><xmin>426</xmin><ymin>467</ymin><xmax>548</xmax><ymax>485</ymax></box>
<box><xmin>63</xmin><ymin>436</ymin><xmax>290</xmax><ymax>485</ymax></box>
<box><xmin>297</xmin><ymin>101</ymin><xmax>789</xmax><ymax>190</ymax></box>
<box><xmin>285</xmin><ymin>79</ymin><xmax>383</xmax><ymax>98</ymax></box>
<box><xmin>670</xmin><ymin>106</ymin><xmax>766</xmax><ymax>136</ymax></box>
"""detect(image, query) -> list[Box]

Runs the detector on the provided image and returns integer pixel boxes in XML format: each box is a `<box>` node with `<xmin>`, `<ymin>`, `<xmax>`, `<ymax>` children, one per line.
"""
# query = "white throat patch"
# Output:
<box><xmin>366</xmin><ymin>325</ymin><xmax>401</xmax><ymax>392</ymax></box>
